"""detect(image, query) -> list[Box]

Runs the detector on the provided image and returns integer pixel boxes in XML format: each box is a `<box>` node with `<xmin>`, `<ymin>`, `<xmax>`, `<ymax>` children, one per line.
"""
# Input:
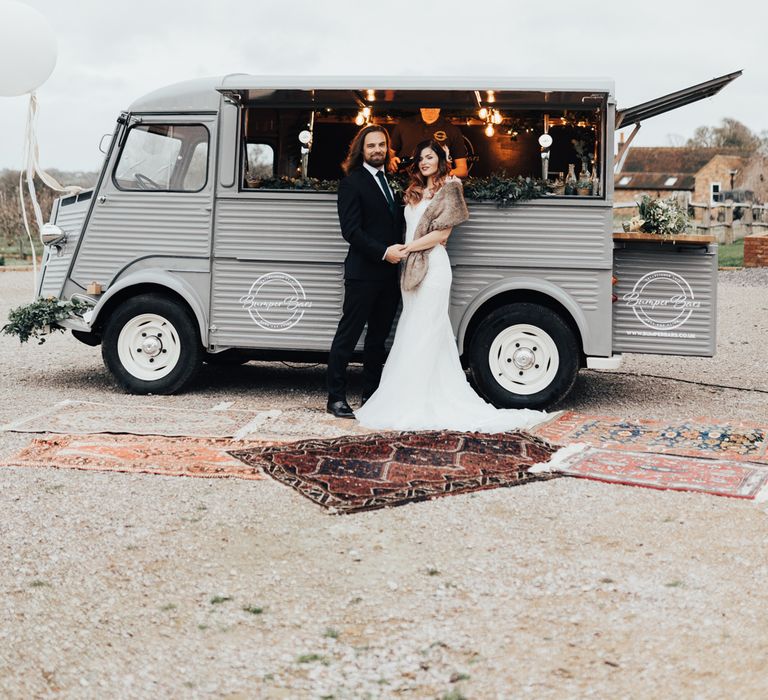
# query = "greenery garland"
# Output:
<box><xmin>247</xmin><ymin>173</ymin><xmax>551</xmax><ymax>207</ymax></box>
<box><xmin>2</xmin><ymin>296</ymin><xmax>92</xmax><ymax>344</ymax></box>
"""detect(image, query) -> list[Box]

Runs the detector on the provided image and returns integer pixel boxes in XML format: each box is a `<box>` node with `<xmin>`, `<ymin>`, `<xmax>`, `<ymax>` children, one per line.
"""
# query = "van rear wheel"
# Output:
<box><xmin>102</xmin><ymin>295</ymin><xmax>202</xmax><ymax>394</ymax></box>
<box><xmin>468</xmin><ymin>303</ymin><xmax>579</xmax><ymax>409</ymax></box>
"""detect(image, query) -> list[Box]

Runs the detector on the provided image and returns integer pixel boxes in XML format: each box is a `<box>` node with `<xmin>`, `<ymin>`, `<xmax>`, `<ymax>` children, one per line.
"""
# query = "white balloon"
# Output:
<box><xmin>0</xmin><ymin>0</ymin><xmax>57</xmax><ymax>96</ymax></box>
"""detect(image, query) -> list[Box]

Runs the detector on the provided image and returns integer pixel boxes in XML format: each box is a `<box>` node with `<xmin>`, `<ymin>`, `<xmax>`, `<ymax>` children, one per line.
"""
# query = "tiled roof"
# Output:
<box><xmin>621</xmin><ymin>147</ymin><xmax>749</xmax><ymax>174</ymax></box>
<box><xmin>615</xmin><ymin>173</ymin><xmax>696</xmax><ymax>190</ymax></box>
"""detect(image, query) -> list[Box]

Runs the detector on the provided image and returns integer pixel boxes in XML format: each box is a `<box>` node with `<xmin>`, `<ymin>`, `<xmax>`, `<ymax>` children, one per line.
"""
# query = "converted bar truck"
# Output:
<box><xmin>37</xmin><ymin>72</ymin><xmax>741</xmax><ymax>408</ymax></box>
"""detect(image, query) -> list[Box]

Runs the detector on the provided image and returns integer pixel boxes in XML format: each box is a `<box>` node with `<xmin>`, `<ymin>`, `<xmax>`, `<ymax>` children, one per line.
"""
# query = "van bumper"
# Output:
<box><xmin>585</xmin><ymin>354</ymin><xmax>623</xmax><ymax>370</ymax></box>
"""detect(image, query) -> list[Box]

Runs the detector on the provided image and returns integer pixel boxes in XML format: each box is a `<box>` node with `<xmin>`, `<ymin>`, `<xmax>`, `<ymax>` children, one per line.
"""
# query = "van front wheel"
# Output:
<box><xmin>101</xmin><ymin>295</ymin><xmax>202</xmax><ymax>394</ymax></box>
<box><xmin>468</xmin><ymin>303</ymin><xmax>579</xmax><ymax>410</ymax></box>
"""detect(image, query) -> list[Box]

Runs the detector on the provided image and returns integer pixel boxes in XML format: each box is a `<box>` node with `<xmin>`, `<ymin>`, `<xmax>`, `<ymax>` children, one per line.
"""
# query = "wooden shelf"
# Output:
<box><xmin>613</xmin><ymin>232</ymin><xmax>716</xmax><ymax>244</ymax></box>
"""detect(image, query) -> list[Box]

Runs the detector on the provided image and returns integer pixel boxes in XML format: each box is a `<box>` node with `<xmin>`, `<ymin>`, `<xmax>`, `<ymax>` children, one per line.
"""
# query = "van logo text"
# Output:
<box><xmin>622</xmin><ymin>270</ymin><xmax>701</xmax><ymax>332</ymax></box>
<box><xmin>239</xmin><ymin>272</ymin><xmax>312</xmax><ymax>331</ymax></box>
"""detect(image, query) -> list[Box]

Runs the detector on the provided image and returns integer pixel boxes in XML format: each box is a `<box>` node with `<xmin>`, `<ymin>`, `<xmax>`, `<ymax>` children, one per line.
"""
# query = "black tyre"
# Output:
<box><xmin>101</xmin><ymin>294</ymin><xmax>203</xmax><ymax>394</ymax></box>
<box><xmin>468</xmin><ymin>302</ymin><xmax>579</xmax><ymax>409</ymax></box>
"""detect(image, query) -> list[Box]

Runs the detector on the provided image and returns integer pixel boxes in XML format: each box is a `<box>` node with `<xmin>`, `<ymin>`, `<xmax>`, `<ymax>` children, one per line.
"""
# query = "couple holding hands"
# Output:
<box><xmin>327</xmin><ymin>124</ymin><xmax>545</xmax><ymax>434</ymax></box>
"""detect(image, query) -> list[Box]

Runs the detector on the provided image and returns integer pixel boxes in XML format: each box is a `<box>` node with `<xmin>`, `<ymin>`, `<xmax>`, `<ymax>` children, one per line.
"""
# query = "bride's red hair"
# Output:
<box><xmin>403</xmin><ymin>139</ymin><xmax>451</xmax><ymax>205</ymax></box>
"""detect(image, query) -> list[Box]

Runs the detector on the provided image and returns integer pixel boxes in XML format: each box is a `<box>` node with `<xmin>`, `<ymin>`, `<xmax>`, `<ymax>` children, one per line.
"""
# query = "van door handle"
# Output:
<box><xmin>98</xmin><ymin>195</ymin><xmax>107</xmax><ymax>204</ymax></box>
<box><xmin>203</xmin><ymin>206</ymin><xmax>212</xmax><ymax>212</ymax></box>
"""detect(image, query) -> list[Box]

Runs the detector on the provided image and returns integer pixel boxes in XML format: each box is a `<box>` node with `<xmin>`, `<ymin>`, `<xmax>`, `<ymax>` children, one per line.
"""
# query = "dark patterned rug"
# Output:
<box><xmin>228</xmin><ymin>430</ymin><xmax>559</xmax><ymax>513</ymax></box>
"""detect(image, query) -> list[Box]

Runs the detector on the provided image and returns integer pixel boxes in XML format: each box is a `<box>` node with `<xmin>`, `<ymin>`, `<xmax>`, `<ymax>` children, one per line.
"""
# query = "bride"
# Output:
<box><xmin>355</xmin><ymin>140</ymin><xmax>548</xmax><ymax>433</ymax></box>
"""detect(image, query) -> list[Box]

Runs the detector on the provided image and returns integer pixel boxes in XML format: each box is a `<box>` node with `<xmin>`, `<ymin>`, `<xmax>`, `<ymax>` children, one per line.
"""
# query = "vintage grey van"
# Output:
<box><xmin>38</xmin><ymin>72</ymin><xmax>740</xmax><ymax>408</ymax></box>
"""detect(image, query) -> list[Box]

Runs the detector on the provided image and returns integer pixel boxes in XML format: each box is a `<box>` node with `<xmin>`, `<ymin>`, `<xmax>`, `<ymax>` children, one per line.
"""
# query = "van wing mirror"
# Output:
<box><xmin>41</xmin><ymin>223</ymin><xmax>67</xmax><ymax>247</ymax></box>
<box><xmin>98</xmin><ymin>133</ymin><xmax>111</xmax><ymax>154</ymax></box>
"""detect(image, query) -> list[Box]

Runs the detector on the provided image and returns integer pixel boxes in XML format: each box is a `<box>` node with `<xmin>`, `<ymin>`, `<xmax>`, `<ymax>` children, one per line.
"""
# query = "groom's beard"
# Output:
<box><xmin>364</xmin><ymin>153</ymin><xmax>386</xmax><ymax>168</ymax></box>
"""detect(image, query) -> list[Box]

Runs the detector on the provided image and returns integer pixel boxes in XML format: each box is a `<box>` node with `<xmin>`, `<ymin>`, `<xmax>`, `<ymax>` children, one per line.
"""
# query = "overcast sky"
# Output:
<box><xmin>0</xmin><ymin>0</ymin><xmax>763</xmax><ymax>172</ymax></box>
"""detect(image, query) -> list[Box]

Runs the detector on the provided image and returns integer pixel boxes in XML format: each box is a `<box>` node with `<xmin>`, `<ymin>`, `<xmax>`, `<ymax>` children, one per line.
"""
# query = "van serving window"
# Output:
<box><xmin>239</xmin><ymin>90</ymin><xmax>605</xmax><ymax>195</ymax></box>
<box><xmin>113</xmin><ymin>123</ymin><xmax>209</xmax><ymax>192</ymax></box>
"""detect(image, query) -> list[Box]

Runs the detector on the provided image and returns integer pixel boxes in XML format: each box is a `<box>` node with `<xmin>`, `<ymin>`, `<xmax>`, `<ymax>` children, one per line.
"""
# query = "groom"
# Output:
<box><xmin>326</xmin><ymin>125</ymin><xmax>406</xmax><ymax>418</ymax></box>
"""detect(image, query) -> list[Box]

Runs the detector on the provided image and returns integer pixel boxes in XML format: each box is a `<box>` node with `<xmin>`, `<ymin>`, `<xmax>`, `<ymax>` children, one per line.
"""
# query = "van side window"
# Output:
<box><xmin>114</xmin><ymin>124</ymin><xmax>209</xmax><ymax>192</ymax></box>
<box><xmin>244</xmin><ymin>143</ymin><xmax>274</xmax><ymax>185</ymax></box>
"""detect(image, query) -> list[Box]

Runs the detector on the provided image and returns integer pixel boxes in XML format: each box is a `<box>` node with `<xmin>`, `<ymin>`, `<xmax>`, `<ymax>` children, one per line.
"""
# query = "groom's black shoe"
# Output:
<box><xmin>327</xmin><ymin>399</ymin><xmax>355</xmax><ymax>419</ymax></box>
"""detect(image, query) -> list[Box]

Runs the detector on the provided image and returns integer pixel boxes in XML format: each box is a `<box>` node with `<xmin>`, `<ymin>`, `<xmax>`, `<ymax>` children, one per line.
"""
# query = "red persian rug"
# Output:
<box><xmin>2</xmin><ymin>434</ymin><xmax>269</xmax><ymax>480</ymax></box>
<box><xmin>532</xmin><ymin>411</ymin><xmax>768</xmax><ymax>464</ymax></box>
<box><xmin>549</xmin><ymin>447</ymin><xmax>768</xmax><ymax>500</ymax></box>
<box><xmin>229</xmin><ymin>430</ymin><xmax>559</xmax><ymax>513</ymax></box>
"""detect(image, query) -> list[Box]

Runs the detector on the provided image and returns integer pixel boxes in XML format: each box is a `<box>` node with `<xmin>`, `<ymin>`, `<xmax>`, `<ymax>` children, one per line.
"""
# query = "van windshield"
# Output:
<box><xmin>114</xmin><ymin>123</ymin><xmax>209</xmax><ymax>192</ymax></box>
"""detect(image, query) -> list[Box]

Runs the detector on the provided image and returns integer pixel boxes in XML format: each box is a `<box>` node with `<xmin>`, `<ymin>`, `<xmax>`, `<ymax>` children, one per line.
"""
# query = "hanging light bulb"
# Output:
<box><xmin>492</xmin><ymin>110</ymin><xmax>502</xmax><ymax>125</ymax></box>
<box><xmin>366</xmin><ymin>89</ymin><xmax>376</xmax><ymax>101</ymax></box>
<box><xmin>362</xmin><ymin>106</ymin><xmax>371</xmax><ymax>118</ymax></box>
<box><xmin>355</xmin><ymin>113</ymin><xmax>365</xmax><ymax>126</ymax></box>
<box><xmin>485</xmin><ymin>124</ymin><xmax>495</xmax><ymax>137</ymax></box>
<box><xmin>487</xmin><ymin>90</ymin><xmax>495</xmax><ymax>103</ymax></box>
<box><xmin>478</xmin><ymin>107</ymin><xmax>488</xmax><ymax>120</ymax></box>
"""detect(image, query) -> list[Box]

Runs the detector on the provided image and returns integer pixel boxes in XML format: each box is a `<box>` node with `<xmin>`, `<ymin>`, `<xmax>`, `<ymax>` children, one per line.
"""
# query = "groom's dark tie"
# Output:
<box><xmin>376</xmin><ymin>171</ymin><xmax>396</xmax><ymax>215</ymax></box>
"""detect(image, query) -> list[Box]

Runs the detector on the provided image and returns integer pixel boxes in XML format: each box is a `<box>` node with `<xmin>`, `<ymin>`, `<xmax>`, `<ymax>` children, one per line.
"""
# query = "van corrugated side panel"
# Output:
<box><xmin>211</xmin><ymin>194</ymin><xmax>612</xmax><ymax>353</ymax></box>
<box><xmin>38</xmin><ymin>194</ymin><xmax>93</xmax><ymax>298</ymax></box>
<box><xmin>612</xmin><ymin>243</ymin><xmax>717</xmax><ymax>356</ymax></box>
<box><xmin>70</xmin><ymin>191</ymin><xmax>212</xmax><ymax>288</ymax></box>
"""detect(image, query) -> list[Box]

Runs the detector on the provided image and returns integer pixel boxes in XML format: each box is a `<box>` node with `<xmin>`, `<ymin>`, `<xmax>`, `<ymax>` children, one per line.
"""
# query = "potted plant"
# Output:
<box><xmin>576</xmin><ymin>176</ymin><xmax>592</xmax><ymax>196</ymax></box>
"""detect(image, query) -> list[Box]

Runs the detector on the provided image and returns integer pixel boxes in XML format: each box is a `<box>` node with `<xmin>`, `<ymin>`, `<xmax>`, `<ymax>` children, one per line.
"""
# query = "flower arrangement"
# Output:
<box><xmin>2</xmin><ymin>296</ymin><xmax>92</xmax><ymax>344</ymax></box>
<box><xmin>634</xmin><ymin>195</ymin><xmax>690</xmax><ymax>235</ymax></box>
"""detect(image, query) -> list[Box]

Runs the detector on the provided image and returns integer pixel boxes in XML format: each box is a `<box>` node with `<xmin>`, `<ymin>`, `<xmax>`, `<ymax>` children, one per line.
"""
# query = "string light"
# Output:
<box><xmin>366</xmin><ymin>89</ymin><xmax>376</xmax><ymax>101</ymax></box>
<box><xmin>485</xmin><ymin>124</ymin><xmax>495</xmax><ymax>137</ymax></box>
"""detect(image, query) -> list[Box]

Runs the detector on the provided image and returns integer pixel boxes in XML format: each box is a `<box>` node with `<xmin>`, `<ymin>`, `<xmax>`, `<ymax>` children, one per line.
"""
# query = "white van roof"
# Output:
<box><xmin>128</xmin><ymin>75</ymin><xmax>616</xmax><ymax>113</ymax></box>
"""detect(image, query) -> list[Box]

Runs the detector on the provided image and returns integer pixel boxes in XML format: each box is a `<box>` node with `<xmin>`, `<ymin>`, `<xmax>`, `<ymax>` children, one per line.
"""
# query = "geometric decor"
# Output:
<box><xmin>229</xmin><ymin>430</ymin><xmax>559</xmax><ymax>513</ymax></box>
<box><xmin>531</xmin><ymin>411</ymin><xmax>768</xmax><ymax>464</ymax></box>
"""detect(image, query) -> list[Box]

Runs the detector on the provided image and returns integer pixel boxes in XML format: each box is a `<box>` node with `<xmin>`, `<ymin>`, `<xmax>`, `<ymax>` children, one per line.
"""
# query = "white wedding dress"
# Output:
<box><xmin>355</xmin><ymin>196</ymin><xmax>549</xmax><ymax>433</ymax></box>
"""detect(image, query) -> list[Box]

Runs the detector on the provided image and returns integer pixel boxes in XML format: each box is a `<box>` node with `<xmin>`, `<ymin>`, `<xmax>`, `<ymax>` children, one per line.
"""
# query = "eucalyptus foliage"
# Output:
<box><xmin>2</xmin><ymin>296</ymin><xmax>92</xmax><ymax>344</ymax></box>
<box><xmin>249</xmin><ymin>173</ymin><xmax>550</xmax><ymax>207</ymax></box>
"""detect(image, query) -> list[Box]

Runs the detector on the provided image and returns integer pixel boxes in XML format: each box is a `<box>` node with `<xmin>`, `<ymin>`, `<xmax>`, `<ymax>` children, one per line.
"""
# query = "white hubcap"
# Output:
<box><xmin>117</xmin><ymin>313</ymin><xmax>181</xmax><ymax>381</ymax></box>
<box><xmin>488</xmin><ymin>323</ymin><xmax>559</xmax><ymax>396</ymax></box>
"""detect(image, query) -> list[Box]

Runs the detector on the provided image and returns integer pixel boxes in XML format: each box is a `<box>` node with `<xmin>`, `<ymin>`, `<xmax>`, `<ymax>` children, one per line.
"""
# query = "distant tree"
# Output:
<box><xmin>0</xmin><ymin>169</ymin><xmax>98</xmax><ymax>259</ymax></box>
<box><xmin>686</xmin><ymin>118</ymin><xmax>762</xmax><ymax>151</ymax></box>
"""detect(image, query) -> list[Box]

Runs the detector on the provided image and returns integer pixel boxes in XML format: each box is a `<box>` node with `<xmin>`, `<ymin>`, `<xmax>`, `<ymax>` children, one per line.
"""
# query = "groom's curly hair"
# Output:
<box><xmin>341</xmin><ymin>124</ymin><xmax>393</xmax><ymax>175</ymax></box>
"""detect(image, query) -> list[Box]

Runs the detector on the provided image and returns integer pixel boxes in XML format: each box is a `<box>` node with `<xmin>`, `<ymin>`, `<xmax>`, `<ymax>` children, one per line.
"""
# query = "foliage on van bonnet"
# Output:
<box><xmin>2</xmin><ymin>296</ymin><xmax>92</xmax><ymax>344</ymax></box>
<box><xmin>249</xmin><ymin>173</ymin><xmax>550</xmax><ymax>207</ymax></box>
<box><xmin>637</xmin><ymin>195</ymin><xmax>690</xmax><ymax>235</ymax></box>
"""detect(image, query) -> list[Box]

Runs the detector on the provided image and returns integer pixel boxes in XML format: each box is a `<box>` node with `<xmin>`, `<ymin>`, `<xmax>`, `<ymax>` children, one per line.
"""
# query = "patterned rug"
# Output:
<box><xmin>1</xmin><ymin>434</ymin><xmax>269</xmax><ymax>480</ymax></box>
<box><xmin>228</xmin><ymin>430</ymin><xmax>559</xmax><ymax>513</ymax></box>
<box><xmin>532</xmin><ymin>411</ymin><xmax>768</xmax><ymax>464</ymax></box>
<box><xmin>539</xmin><ymin>447</ymin><xmax>768</xmax><ymax>500</ymax></box>
<box><xmin>1</xmin><ymin>400</ymin><xmax>376</xmax><ymax>441</ymax></box>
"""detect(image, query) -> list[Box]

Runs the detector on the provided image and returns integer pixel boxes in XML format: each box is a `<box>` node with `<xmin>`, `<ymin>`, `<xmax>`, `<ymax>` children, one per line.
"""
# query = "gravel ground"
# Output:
<box><xmin>1</xmin><ymin>269</ymin><xmax>768</xmax><ymax>699</ymax></box>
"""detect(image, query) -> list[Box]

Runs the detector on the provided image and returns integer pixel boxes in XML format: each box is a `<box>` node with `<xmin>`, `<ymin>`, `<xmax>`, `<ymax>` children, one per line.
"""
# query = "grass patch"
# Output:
<box><xmin>160</xmin><ymin>603</ymin><xmax>177</xmax><ymax>611</ymax></box>
<box><xmin>296</xmin><ymin>653</ymin><xmax>329</xmax><ymax>665</ymax></box>
<box><xmin>29</xmin><ymin>580</ymin><xmax>48</xmax><ymax>588</ymax></box>
<box><xmin>718</xmin><ymin>239</ymin><xmax>744</xmax><ymax>267</ymax></box>
<box><xmin>664</xmin><ymin>580</ymin><xmax>684</xmax><ymax>588</ymax></box>
<box><xmin>242</xmin><ymin>605</ymin><xmax>263</xmax><ymax>615</ymax></box>
<box><xmin>426</xmin><ymin>567</ymin><xmax>441</xmax><ymax>576</ymax></box>
<box><xmin>323</xmin><ymin>627</ymin><xmax>340</xmax><ymax>639</ymax></box>
<box><xmin>442</xmin><ymin>691</ymin><xmax>467</xmax><ymax>700</ymax></box>
<box><xmin>210</xmin><ymin>595</ymin><xmax>233</xmax><ymax>605</ymax></box>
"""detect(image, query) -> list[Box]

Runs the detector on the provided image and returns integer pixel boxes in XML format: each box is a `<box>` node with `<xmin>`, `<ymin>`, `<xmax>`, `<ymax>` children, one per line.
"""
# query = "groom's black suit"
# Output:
<box><xmin>327</xmin><ymin>166</ymin><xmax>405</xmax><ymax>403</ymax></box>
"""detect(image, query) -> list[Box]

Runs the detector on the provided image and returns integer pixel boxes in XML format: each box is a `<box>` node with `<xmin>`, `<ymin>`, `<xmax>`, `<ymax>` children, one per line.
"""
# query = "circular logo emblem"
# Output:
<box><xmin>238</xmin><ymin>272</ymin><xmax>312</xmax><ymax>332</ymax></box>
<box><xmin>622</xmin><ymin>270</ymin><xmax>699</xmax><ymax>331</ymax></box>
<box><xmin>432</xmin><ymin>130</ymin><xmax>448</xmax><ymax>142</ymax></box>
